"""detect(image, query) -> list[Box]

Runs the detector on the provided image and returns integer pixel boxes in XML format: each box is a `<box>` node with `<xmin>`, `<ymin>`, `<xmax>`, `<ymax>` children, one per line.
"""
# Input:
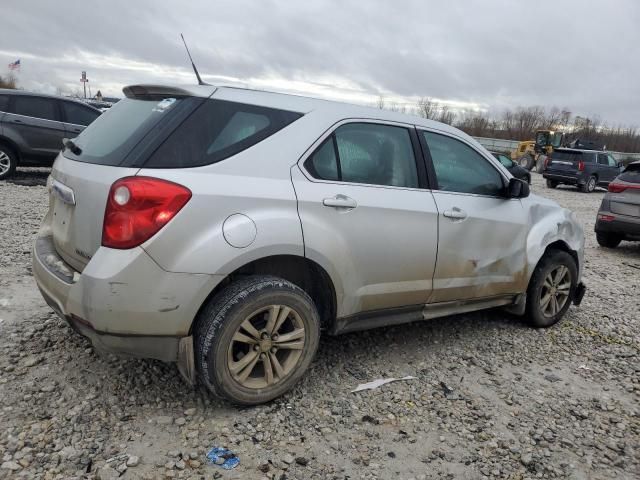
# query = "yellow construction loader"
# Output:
<box><xmin>511</xmin><ymin>130</ymin><xmax>565</xmax><ymax>172</ymax></box>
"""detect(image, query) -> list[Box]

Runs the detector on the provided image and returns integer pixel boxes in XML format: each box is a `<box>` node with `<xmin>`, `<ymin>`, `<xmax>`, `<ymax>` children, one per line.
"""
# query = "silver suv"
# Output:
<box><xmin>33</xmin><ymin>84</ymin><xmax>586</xmax><ymax>405</ymax></box>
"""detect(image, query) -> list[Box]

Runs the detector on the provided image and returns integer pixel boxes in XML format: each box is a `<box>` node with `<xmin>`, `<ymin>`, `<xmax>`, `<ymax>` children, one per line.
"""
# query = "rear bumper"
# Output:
<box><xmin>32</xmin><ymin>234</ymin><xmax>222</xmax><ymax>361</ymax></box>
<box><xmin>543</xmin><ymin>172</ymin><xmax>585</xmax><ymax>185</ymax></box>
<box><xmin>595</xmin><ymin>212</ymin><xmax>640</xmax><ymax>237</ymax></box>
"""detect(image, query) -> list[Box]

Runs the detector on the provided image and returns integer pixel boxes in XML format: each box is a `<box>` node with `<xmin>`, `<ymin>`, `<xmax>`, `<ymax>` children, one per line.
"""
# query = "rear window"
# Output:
<box><xmin>144</xmin><ymin>99</ymin><xmax>302</xmax><ymax>168</ymax></box>
<box><xmin>63</xmin><ymin>96</ymin><xmax>200</xmax><ymax>166</ymax></box>
<box><xmin>619</xmin><ymin>164</ymin><xmax>640</xmax><ymax>183</ymax></box>
<box><xmin>552</xmin><ymin>150</ymin><xmax>596</xmax><ymax>163</ymax></box>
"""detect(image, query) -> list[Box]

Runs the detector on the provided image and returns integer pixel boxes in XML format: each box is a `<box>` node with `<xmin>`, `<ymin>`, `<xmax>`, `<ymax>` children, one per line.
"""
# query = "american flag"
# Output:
<box><xmin>8</xmin><ymin>59</ymin><xmax>20</xmax><ymax>71</ymax></box>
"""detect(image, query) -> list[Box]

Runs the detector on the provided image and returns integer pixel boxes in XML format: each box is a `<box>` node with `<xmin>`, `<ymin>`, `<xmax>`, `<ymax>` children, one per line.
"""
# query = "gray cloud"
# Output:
<box><xmin>2</xmin><ymin>0</ymin><xmax>639</xmax><ymax>124</ymax></box>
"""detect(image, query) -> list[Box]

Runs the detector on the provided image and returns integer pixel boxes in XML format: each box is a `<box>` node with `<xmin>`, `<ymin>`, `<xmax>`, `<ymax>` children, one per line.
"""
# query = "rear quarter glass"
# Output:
<box><xmin>61</xmin><ymin>96</ymin><xmax>202</xmax><ymax>167</ymax></box>
<box><xmin>143</xmin><ymin>99</ymin><xmax>302</xmax><ymax>168</ymax></box>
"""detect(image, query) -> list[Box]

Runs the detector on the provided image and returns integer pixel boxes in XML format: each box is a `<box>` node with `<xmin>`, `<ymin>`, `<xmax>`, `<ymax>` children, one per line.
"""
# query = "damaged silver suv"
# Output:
<box><xmin>33</xmin><ymin>84</ymin><xmax>586</xmax><ymax>405</ymax></box>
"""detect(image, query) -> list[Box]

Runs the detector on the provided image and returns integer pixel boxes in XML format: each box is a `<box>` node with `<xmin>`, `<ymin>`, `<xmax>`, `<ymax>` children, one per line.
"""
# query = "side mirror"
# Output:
<box><xmin>507</xmin><ymin>177</ymin><xmax>530</xmax><ymax>198</ymax></box>
<box><xmin>617</xmin><ymin>162</ymin><xmax>623</xmax><ymax>168</ymax></box>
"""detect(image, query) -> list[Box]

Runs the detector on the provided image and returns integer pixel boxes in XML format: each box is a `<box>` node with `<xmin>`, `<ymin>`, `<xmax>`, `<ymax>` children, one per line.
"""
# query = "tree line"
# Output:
<box><xmin>378</xmin><ymin>96</ymin><xmax>640</xmax><ymax>154</ymax></box>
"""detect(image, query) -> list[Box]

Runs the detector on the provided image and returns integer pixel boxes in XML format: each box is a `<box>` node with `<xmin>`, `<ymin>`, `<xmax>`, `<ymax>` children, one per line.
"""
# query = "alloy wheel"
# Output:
<box><xmin>227</xmin><ymin>304</ymin><xmax>305</xmax><ymax>389</ymax></box>
<box><xmin>0</xmin><ymin>151</ymin><xmax>10</xmax><ymax>176</ymax></box>
<box><xmin>539</xmin><ymin>265</ymin><xmax>571</xmax><ymax>318</ymax></box>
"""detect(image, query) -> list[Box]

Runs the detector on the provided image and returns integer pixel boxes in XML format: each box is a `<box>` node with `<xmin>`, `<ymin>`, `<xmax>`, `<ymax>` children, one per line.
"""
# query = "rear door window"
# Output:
<box><xmin>62</xmin><ymin>101</ymin><xmax>100</xmax><ymax>126</ymax></box>
<box><xmin>304</xmin><ymin>122</ymin><xmax>419</xmax><ymax>188</ymax></box>
<box><xmin>13</xmin><ymin>96</ymin><xmax>58</xmax><ymax>121</ymax></box>
<box><xmin>145</xmin><ymin>99</ymin><xmax>302</xmax><ymax>168</ymax></box>
<box><xmin>606</xmin><ymin>154</ymin><xmax>618</xmax><ymax>167</ymax></box>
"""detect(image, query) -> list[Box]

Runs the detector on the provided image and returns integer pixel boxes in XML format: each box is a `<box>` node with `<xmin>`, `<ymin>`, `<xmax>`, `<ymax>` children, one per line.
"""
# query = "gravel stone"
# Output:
<box><xmin>0</xmin><ymin>170</ymin><xmax>638</xmax><ymax>479</ymax></box>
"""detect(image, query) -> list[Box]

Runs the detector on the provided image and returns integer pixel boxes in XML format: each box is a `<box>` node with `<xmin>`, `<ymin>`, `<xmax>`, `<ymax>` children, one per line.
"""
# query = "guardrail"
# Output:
<box><xmin>473</xmin><ymin>136</ymin><xmax>640</xmax><ymax>163</ymax></box>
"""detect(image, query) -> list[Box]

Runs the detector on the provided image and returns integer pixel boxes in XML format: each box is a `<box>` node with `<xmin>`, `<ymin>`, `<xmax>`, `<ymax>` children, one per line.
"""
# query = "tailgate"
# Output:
<box><xmin>49</xmin><ymin>154</ymin><xmax>138</xmax><ymax>271</ymax></box>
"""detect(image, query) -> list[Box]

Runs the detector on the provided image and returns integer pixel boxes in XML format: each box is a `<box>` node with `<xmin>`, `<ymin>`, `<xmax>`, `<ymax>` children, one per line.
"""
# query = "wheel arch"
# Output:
<box><xmin>189</xmin><ymin>254</ymin><xmax>337</xmax><ymax>334</ymax></box>
<box><xmin>0</xmin><ymin>136</ymin><xmax>21</xmax><ymax>163</ymax></box>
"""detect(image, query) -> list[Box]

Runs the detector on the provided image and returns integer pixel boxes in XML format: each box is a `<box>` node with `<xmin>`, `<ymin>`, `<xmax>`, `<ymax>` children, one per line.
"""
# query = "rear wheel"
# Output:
<box><xmin>546</xmin><ymin>179</ymin><xmax>558</xmax><ymax>189</ymax></box>
<box><xmin>526</xmin><ymin>250</ymin><xmax>577</xmax><ymax>328</ymax></box>
<box><xmin>596</xmin><ymin>232</ymin><xmax>622</xmax><ymax>248</ymax></box>
<box><xmin>194</xmin><ymin>276</ymin><xmax>320</xmax><ymax>405</ymax></box>
<box><xmin>580</xmin><ymin>175</ymin><xmax>597</xmax><ymax>193</ymax></box>
<box><xmin>0</xmin><ymin>145</ymin><xmax>17</xmax><ymax>180</ymax></box>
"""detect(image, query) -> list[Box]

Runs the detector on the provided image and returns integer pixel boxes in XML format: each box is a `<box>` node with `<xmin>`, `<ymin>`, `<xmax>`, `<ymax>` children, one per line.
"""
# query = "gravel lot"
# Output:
<box><xmin>0</xmin><ymin>169</ymin><xmax>638</xmax><ymax>480</ymax></box>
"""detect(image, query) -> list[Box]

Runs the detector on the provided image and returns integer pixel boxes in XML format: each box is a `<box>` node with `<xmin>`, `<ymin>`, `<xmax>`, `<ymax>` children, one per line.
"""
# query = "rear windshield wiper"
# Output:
<box><xmin>62</xmin><ymin>138</ymin><xmax>82</xmax><ymax>155</ymax></box>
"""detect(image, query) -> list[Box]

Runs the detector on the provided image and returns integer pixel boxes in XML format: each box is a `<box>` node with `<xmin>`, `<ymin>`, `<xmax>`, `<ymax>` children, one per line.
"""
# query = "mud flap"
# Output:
<box><xmin>573</xmin><ymin>282</ymin><xmax>586</xmax><ymax>306</ymax></box>
<box><xmin>177</xmin><ymin>336</ymin><xmax>196</xmax><ymax>386</ymax></box>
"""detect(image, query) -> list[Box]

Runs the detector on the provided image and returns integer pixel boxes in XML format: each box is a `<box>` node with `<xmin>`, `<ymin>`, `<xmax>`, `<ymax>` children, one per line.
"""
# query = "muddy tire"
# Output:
<box><xmin>546</xmin><ymin>179</ymin><xmax>558</xmax><ymax>189</ymax></box>
<box><xmin>580</xmin><ymin>175</ymin><xmax>597</xmax><ymax>193</ymax></box>
<box><xmin>526</xmin><ymin>250</ymin><xmax>577</xmax><ymax>328</ymax></box>
<box><xmin>518</xmin><ymin>154</ymin><xmax>535</xmax><ymax>171</ymax></box>
<box><xmin>0</xmin><ymin>144</ymin><xmax>17</xmax><ymax>181</ymax></box>
<box><xmin>596</xmin><ymin>232</ymin><xmax>622</xmax><ymax>248</ymax></box>
<box><xmin>194</xmin><ymin>275</ymin><xmax>320</xmax><ymax>405</ymax></box>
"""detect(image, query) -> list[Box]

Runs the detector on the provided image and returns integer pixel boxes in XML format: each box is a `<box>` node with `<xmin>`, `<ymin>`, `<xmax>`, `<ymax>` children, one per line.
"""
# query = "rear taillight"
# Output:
<box><xmin>608</xmin><ymin>182</ymin><xmax>640</xmax><ymax>193</ymax></box>
<box><xmin>608</xmin><ymin>183</ymin><xmax>626</xmax><ymax>193</ymax></box>
<box><xmin>544</xmin><ymin>156</ymin><xmax>551</xmax><ymax>169</ymax></box>
<box><xmin>578</xmin><ymin>161</ymin><xmax>585</xmax><ymax>171</ymax></box>
<box><xmin>598</xmin><ymin>214</ymin><xmax>616</xmax><ymax>222</ymax></box>
<box><xmin>102</xmin><ymin>176</ymin><xmax>192</xmax><ymax>249</ymax></box>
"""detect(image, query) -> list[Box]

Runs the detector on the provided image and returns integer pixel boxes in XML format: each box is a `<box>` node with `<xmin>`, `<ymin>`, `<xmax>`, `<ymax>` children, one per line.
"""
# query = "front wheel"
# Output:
<box><xmin>526</xmin><ymin>250</ymin><xmax>577</xmax><ymax>328</ymax></box>
<box><xmin>194</xmin><ymin>276</ymin><xmax>320</xmax><ymax>405</ymax></box>
<box><xmin>518</xmin><ymin>154</ymin><xmax>535</xmax><ymax>171</ymax></box>
<box><xmin>546</xmin><ymin>179</ymin><xmax>558</xmax><ymax>188</ymax></box>
<box><xmin>596</xmin><ymin>232</ymin><xmax>622</xmax><ymax>248</ymax></box>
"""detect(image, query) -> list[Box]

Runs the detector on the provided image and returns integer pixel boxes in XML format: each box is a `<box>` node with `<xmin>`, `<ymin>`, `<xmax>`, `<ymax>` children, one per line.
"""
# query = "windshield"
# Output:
<box><xmin>535</xmin><ymin>131</ymin><xmax>550</xmax><ymax>146</ymax></box>
<box><xmin>62</xmin><ymin>96</ymin><xmax>200</xmax><ymax>166</ymax></box>
<box><xmin>551</xmin><ymin>132</ymin><xmax>563</xmax><ymax>148</ymax></box>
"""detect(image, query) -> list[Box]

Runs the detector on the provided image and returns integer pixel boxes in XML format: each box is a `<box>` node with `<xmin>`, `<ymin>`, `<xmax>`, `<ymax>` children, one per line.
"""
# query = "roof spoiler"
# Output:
<box><xmin>122</xmin><ymin>84</ymin><xmax>196</xmax><ymax>98</ymax></box>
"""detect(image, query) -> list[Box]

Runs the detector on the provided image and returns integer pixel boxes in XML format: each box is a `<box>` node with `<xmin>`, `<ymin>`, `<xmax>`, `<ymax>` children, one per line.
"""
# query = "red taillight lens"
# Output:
<box><xmin>598</xmin><ymin>214</ymin><xmax>616</xmax><ymax>222</ymax></box>
<box><xmin>578</xmin><ymin>161</ymin><xmax>585</xmax><ymax>171</ymax></box>
<box><xmin>608</xmin><ymin>183</ymin><xmax>626</xmax><ymax>193</ymax></box>
<box><xmin>544</xmin><ymin>157</ymin><xmax>551</xmax><ymax>168</ymax></box>
<box><xmin>102</xmin><ymin>176</ymin><xmax>192</xmax><ymax>249</ymax></box>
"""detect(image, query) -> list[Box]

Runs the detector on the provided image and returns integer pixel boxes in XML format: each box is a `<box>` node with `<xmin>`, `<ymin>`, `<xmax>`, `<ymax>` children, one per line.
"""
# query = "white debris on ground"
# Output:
<box><xmin>0</xmin><ymin>168</ymin><xmax>638</xmax><ymax>479</ymax></box>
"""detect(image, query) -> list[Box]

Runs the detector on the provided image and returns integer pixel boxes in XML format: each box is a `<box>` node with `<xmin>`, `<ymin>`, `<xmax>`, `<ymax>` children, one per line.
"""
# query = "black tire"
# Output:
<box><xmin>580</xmin><ymin>175</ymin><xmax>597</xmax><ymax>193</ymax></box>
<box><xmin>194</xmin><ymin>275</ymin><xmax>320</xmax><ymax>405</ymax></box>
<box><xmin>526</xmin><ymin>250</ymin><xmax>578</xmax><ymax>328</ymax></box>
<box><xmin>596</xmin><ymin>232</ymin><xmax>622</xmax><ymax>248</ymax></box>
<box><xmin>546</xmin><ymin>179</ymin><xmax>558</xmax><ymax>189</ymax></box>
<box><xmin>518</xmin><ymin>154</ymin><xmax>535</xmax><ymax>171</ymax></box>
<box><xmin>0</xmin><ymin>144</ymin><xmax>17</xmax><ymax>181</ymax></box>
<box><xmin>535</xmin><ymin>155</ymin><xmax>546</xmax><ymax>173</ymax></box>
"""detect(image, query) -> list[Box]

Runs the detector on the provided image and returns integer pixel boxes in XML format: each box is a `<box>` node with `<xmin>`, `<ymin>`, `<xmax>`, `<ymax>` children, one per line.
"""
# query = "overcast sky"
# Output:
<box><xmin>2</xmin><ymin>0</ymin><xmax>638</xmax><ymax>124</ymax></box>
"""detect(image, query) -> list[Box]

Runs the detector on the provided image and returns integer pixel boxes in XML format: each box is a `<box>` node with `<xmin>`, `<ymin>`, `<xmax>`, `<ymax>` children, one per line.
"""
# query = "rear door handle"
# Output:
<box><xmin>443</xmin><ymin>207</ymin><xmax>467</xmax><ymax>220</ymax></box>
<box><xmin>322</xmin><ymin>195</ymin><xmax>357</xmax><ymax>209</ymax></box>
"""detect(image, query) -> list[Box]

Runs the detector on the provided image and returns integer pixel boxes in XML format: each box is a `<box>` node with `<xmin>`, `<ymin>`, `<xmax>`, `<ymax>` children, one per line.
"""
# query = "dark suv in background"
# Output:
<box><xmin>0</xmin><ymin>89</ymin><xmax>101</xmax><ymax>180</ymax></box>
<box><xmin>543</xmin><ymin>147</ymin><xmax>622</xmax><ymax>193</ymax></box>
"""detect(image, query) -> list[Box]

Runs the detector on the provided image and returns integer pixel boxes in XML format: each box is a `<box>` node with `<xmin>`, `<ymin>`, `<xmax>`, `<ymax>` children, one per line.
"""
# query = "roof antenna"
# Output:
<box><xmin>180</xmin><ymin>33</ymin><xmax>208</xmax><ymax>85</ymax></box>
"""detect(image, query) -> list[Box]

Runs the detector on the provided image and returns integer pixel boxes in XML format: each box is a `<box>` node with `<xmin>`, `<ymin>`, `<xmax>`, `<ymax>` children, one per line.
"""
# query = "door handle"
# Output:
<box><xmin>12</xmin><ymin>118</ymin><xmax>23</xmax><ymax>124</ymax></box>
<box><xmin>443</xmin><ymin>207</ymin><xmax>467</xmax><ymax>220</ymax></box>
<box><xmin>322</xmin><ymin>195</ymin><xmax>357</xmax><ymax>209</ymax></box>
